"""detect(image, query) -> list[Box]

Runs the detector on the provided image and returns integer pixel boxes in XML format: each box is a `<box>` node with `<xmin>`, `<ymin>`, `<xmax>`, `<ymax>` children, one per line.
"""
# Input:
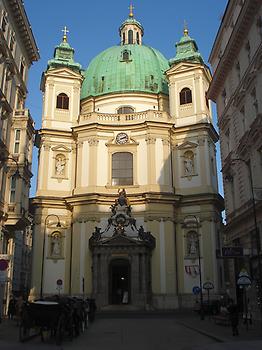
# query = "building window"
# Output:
<box><xmin>240</xmin><ymin>106</ymin><xmax>246</xmax><ymax>132</ymax></box>
<box><xmin>19</xmin><ymin>59</ymin><xmax>25</xmax><ymax>79</ymax></box>
<box><xmin>1</xmin><ymin>13</ymin><xmax>7</xmax><ymax>32</ymax></box>
<box><xmin>122</xmin><ymin>32</ymin><xmax>125</xmax><ymax>44</ymax></box>
<box><xmin>112</xmin><ymin>152</ymin><xmax>133</xmax><ymax>186</ymax></box>
<box><xmin>180</xmin><ymin>88</ymin><xmax>192</xmax><ymax>105</ymax></box>
<box><xmin>236</xmin><ymin>61</ymin><xmax>240</xmax><ymax>80</ymax></box>
<box><xmin>245</xmin><ymin>41</ymin><xmax>251</xmax><ymax>62</ymax></box>
<box><xmin>9</xmin><ymin>33</ymin><xmax>15</xmax><ymax>52</ymax></box>
<box><xmin>128</xmin><ymin>30</ymin><xmax>133</xmax><ymax>44</ymax></box>
<box><xmin>117</xmin><ymin>106</ymin><xmax>134</xmax><ymax>114</ymax></box>
<box><xmin>9</xmin><ymin>176</ymin><xmax>16</xmax><ymax>203</ymax></box>
<box><xmin>56</xmin><ymin>93</ymin><xmax>69</xmax><ymax>109</ymax></box>
<box><xmin>14</xmin><ymin>129</ymin><xmax>21</xmax><ymax>153</ymax></box>
<box><xmin>222</xmin><ymin>89</ymin><xmax>227</xmax><ymax>107</ymax></box>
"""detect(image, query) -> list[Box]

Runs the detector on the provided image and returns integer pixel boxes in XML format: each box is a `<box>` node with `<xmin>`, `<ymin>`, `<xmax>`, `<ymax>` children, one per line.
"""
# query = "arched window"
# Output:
<box><xmin>56</xmin><ymin>93</ymin><xmax>69</xmax><ymax>109</ymax></box>
<box><xmin>112</xmin><ymin>152</ymin><xmax>133</xmax><ymax>186</ymax></box>
<box><xmin>128</xmin><ymin>30</ymin><xmax>133</xmax><ymax>44</ymax></box>
<box><xmin>122</xmin><ymin>32</ymin><xmax>126</xmax><ymax>44</ymax></box>
<box><xmin>136</xmin><ymin>32</ymin><xmax>140</xmax><ymax>44</ymax></box>
<box><xmin>180</xmin><ymin>88</ymin><xmax>192</xmax><ymax>105</ymax></box>
<box><xmin>117</xmin><ymin>106</ymin><xmax>134</xmax><ymax>114</ymax></box>
<box><xmin>122</xmin><ymin>50</ymin><xmax>130</xmax><ymax>61</ymax></box>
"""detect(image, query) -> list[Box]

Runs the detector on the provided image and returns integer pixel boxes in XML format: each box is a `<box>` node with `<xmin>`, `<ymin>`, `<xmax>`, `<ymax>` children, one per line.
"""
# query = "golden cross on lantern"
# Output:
<box><xmin>129</xmin><ymin>3</ymin><xmax>134</xmax><ymax>18</ymax></box>
<box><xmin>62</xmin><ymin>26</ymin><xmax>69</xmax><ymax>42</ymax></box>
<box><xmin>183</xmin><ymin>20</ymin><xmax>189</xmax><ymax>36</ymax></box>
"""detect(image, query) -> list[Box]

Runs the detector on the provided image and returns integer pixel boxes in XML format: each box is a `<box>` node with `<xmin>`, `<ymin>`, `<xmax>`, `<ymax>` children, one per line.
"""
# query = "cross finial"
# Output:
<box><xmin>62</xmin><ymin>26</ymin><xmax>69</xmax><ymax>42</ymax></box>
<box><xmin>183</xmin><ymin>20</ymin><xmax>189</xmax><ymax>36</ymax></box>
<box><xmin>129</xmin><ymin>3</ymin><xmax>134</xmax><ymax>18</ymax></box>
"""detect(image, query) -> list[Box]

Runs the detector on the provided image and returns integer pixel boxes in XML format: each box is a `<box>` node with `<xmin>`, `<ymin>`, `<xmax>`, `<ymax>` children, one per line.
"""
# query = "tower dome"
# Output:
<box><xmin>81</xmin><ymin>45</ymin><xmax>169</xmax><ymax>99</ymax></box>
<box><xmin>81</xmin><ymin>8</ymin><xmax>169</xmax><ymax>100</ymax></box>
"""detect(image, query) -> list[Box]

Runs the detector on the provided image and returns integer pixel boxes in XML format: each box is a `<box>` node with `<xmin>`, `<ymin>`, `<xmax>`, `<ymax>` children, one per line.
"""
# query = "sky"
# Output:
<box><xmin>23</xmin><ymin>0</ymin><xmax>228</xmax><ymax>196</ymax></box>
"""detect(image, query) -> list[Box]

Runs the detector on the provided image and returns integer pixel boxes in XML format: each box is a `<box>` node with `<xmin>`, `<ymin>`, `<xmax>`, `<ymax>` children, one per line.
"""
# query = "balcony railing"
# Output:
<box><xmin>79</xmin><ymin>110</ymin><xmax>171</xmax><ymax>125</ymax></box>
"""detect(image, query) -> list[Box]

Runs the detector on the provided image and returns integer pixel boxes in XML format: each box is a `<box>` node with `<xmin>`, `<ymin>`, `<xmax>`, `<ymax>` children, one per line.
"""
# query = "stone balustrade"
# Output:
<box><xmin>79</xmin><ymin>110</ymin><xmax>171</xmax><ymax>125</ymax></box>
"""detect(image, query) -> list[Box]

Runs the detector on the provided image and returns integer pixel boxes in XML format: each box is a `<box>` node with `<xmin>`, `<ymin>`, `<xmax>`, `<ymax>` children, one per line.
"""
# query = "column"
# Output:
<box><xmin>146</xmin><ymin>135</ymin><xmax>156</xmax><ymax>186</ymax></box>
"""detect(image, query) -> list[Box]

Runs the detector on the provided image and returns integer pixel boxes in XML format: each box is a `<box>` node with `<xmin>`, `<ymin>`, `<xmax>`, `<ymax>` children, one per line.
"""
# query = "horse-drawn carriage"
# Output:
<box><xmin>19</xmin><ymin>297</ymin><xmax>91</xmax><ymax>345</ymax></box>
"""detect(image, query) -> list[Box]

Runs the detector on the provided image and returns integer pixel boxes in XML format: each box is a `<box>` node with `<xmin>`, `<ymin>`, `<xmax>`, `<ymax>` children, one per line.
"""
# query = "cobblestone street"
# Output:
<box><xmin>0</xmin><ymin>311</ymin><xmax>262</xmax><ymax>350</ymax></box>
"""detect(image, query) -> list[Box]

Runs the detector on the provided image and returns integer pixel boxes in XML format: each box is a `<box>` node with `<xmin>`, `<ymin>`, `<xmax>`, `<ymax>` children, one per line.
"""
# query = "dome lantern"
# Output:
<box><xmin>119</xmin><ymin>4</ymin><xmax>144</xmax><ymax>45</ymax></box>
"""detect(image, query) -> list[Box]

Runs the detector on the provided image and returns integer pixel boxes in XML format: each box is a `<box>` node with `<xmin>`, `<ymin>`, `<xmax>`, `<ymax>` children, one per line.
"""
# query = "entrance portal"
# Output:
<box><xmin>110</xmin><ymin>259</ymin><xmax>130</xmax><ymax>304</ymax></box>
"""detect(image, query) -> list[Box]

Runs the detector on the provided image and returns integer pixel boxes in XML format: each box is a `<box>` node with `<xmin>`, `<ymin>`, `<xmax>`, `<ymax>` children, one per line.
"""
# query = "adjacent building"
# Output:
<box><xmin>208</xmin><ymin>0</ymin><xmax>262</xmax><ymax>317</ymax></box>
<box><xmin>31</xmin><ymin>8</ymin><xmax>223</xmax><ymax>310</ymax></box>
<box><xmin>0</xmin><ymin>0</ymin><xmax>39</xmax><ymax>315</ymax></box>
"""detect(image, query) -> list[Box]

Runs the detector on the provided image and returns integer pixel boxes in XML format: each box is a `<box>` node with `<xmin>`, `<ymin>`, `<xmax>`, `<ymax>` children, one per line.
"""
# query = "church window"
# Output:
<box><xmin>117</xmin><ymin>106</ymin><xmax>134</xmax><ymax>114</ymax></box>
<box><xmin>122</xmin><ymin>32</ymin><xmax>126</xmax><ymax>44</ymax></box>
<box><xmin>185</xmin><ymin>231</ymin><xmax>199</xmax><ymax>257</ymax></box>
<box><xmin>122</xmin><ymin>50</ymin><xmax>130</xmax><ymax>61</ymax></box>
<box><xmin>128</xmin><ymin>30</ymin><xmax>133</xmax><ymax>44</ymax></box>
<box><xmin>56</xmin><ymin>93</ymin><xmax>69</xmax><ymax>109</ymax></box>
<box><xmin>136</xmin><ymin>32</ymin><xmax>140</xmax><ymax>44</ymax></box>
<box><xmin>180</xmin><ymin>88</ymin><xmax>192</xmax><ymax>105</ymax></box>
<box><xmin>112</xmin><ymin>152</ymin><xmax>133</xmax><ymax>186</ymax></box>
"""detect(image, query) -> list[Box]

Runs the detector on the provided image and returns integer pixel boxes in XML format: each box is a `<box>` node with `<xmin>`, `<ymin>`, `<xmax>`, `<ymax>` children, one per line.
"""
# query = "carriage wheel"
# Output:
<box><xmin>19</xmin><ymin>322</ymin><xmax>30</xmax><ymax>342</ymax></box>
<box><xmin>55</xmin><ymin>316</ymin><xmax>65</xmax><ymax>345</ymax></box>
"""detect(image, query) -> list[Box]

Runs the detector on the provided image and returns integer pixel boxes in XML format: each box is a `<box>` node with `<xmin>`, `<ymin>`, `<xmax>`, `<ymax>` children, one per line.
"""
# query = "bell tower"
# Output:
<box><xmin>166</xmin><ymin>27</ymin><xmax>212</xmax><ymax>127</ymax></box>
<box><xmin>40</xmin><ymin>27</ymin><xmax>83</xmax><ymax>130</ymax></box>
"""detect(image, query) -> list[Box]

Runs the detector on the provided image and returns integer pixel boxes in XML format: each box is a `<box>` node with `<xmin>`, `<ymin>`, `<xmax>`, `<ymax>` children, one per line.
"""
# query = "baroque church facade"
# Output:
<box><xmin>31</xmin><ymin>9</ymin><xmax>224</xmax><ymax>309</ymax></box>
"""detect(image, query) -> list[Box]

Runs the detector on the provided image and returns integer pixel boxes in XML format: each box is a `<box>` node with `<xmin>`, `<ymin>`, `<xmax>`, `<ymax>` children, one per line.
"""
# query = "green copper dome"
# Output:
<box><xmin>81</xmin><ymin>44</ymin><xmax>169</xmax><ymax>99</ymax></box>
<box><xmin>169</xmin><ymin>30</ymin><xmax>204</xmax><ymax>66</ymax></box>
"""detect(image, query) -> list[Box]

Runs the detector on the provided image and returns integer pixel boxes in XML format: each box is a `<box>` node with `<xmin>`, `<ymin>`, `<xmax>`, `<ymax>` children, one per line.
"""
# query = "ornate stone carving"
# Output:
<box><xmin>145</xmin><ymin>136</ymin><xmax>156</xmax><ymax>144</ymax></box>
<box><xmin>162</xmin><ymin>138</ymin><xmax>170</xmax><ymax>145</ymax></box>
<box><xmin>89</xmin><ymin>190</ymin><xmax>155</xmax><ymax>249</ymax></box>
<box><xmin>88</xmin><ymin>138</ymin><xmax>99</xmax><ymax>146</ymax></box>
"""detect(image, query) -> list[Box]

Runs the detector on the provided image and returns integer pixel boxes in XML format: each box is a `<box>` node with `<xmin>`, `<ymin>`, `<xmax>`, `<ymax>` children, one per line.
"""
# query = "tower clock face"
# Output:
<box><xmin>116</xmin><ymin>133</ymin><xmax>128</xmax><ymax>144</ymax></box>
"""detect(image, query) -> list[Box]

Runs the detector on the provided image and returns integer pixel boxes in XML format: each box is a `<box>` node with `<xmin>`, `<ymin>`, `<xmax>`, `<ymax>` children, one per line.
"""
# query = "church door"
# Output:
<box><xmin>109</xmin><ymin>259</ymin><xmax>131</xmax><ymax>304</ymax></box>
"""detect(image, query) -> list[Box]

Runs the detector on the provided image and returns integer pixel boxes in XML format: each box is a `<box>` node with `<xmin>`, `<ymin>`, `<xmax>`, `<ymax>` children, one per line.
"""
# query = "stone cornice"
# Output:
<box><xmin>6</xmin><ymin>0</ymin><xmax>39</xmax><ymax>63</ymax></box>
<box><xmin>208</xmin><ymin>0</ymin><xmax>260</xmax><ymax>100</ymax></box>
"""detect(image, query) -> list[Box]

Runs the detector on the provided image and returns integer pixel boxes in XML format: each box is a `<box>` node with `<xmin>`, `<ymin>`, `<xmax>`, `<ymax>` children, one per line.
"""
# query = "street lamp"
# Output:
<box><xmin>229</xmin><ymin>158</ymin><xmax>262</xmax><ymax>324</ymax></box>
<box><xmin>184</xmin><ymin>215</ymin><xmax>204</xmax><ymax>320</ymax></box>
<box><xmin>40</xmin><ymin>214</ymin><xmax>61</xmax><ymax>299</ymax></box>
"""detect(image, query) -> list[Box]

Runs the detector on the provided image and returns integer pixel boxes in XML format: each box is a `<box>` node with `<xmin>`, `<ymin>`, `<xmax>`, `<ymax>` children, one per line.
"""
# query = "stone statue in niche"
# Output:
<box><xmin>51</xmin><ymin>233</ymin><xmax>61</xmax><ymax>257</ymax></box>
<box><xmin>55</xmin><ymin>155</ymin><xmax>66</xmax><ymax>176</ymax></box>
<box><xmin>187</xmin><ymin>232</ymin><xmax>198</xmax><ymax>256</ymax></box>
<box><xmin>184</xmin><ymin>152</ymin><xmax>194</xmax><ymax>176</ymax></box>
